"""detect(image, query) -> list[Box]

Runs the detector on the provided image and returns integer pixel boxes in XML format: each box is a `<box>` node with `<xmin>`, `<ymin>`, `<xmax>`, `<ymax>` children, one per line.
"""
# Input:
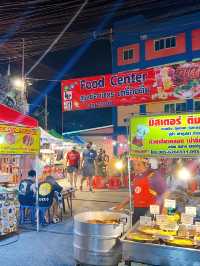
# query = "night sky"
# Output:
<box><xmin>27</xmin><ymin>39</ymin><xmax>113</xmax><ymax>133</ymax></box>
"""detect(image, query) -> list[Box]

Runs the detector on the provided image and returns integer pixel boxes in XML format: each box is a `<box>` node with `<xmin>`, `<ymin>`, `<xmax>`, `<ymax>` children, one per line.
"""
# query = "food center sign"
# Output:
<box><xmin>0</xmin><ymin>125</ymin><xmax>40</xmax><ymax>155</ymax></box>
<box><xmin>61</xmin><ymin>62</ymin><xmax>200</xmax><ymax>112</ymax></box>
<box><xmin>130</xmin><ymin>113</ymin><xmax>200</xmax><ymax>157</ymax></box>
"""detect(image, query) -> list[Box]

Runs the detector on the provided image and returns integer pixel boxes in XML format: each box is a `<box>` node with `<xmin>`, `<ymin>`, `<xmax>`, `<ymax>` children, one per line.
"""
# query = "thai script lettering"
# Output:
<box><xmin>148</xmin><ymin>116</ymin><xmax>182</xmax><ymax>126</ymax></box>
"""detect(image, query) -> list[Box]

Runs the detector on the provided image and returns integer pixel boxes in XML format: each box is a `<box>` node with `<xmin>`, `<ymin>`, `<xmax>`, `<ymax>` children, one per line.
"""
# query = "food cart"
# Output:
<box><xmin>0</xmin><ymin>104</ymin><xmax>40</xmax><ymax>237</ymax></box>
<box><xmin>121</xmin><ymin>113</ymin><xmax>200</xmax><ymax>266</ymax></box>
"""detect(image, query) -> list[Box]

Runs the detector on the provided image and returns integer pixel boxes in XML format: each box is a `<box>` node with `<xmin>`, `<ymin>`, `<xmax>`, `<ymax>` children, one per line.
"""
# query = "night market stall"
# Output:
<box><xmin>121</xmin><ymin>113</ymin><xmax>200</xmax><ymax>266</ymax></box>
<box><xmin>40</xmin><ymin>127</ymin><xmax>76</xmax><ymax>180</ymax></box>
<box><xmin>0</xmin><ymin>104</ymin><xmax>40</xmax><ymax>236</ymax></box>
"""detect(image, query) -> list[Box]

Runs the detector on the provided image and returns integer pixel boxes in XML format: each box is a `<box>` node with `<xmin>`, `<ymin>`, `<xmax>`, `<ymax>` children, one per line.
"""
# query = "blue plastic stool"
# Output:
<box><xmin>19</xmin><ymin>205</ymin><xmax>35</xmax><ymax>224</ymax></box>
<box><xmin>39</xmin><ymin>207</ymin><xmax>51</xmax><ymax>225</ymax></box>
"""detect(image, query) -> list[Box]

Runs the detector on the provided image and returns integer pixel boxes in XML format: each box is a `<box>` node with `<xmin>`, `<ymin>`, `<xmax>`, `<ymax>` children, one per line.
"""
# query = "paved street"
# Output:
<box><xmin>0</xmin><ymin>188</ymin><xmax>141</xmax><ymax>266</ymax></box>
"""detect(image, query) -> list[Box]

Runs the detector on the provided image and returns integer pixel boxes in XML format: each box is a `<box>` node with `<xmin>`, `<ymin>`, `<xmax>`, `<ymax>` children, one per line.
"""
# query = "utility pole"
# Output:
<box><xmin>21</xmin><ymin>38</ymin><xmax>25</xmax><ymax>113</ymax></box>
<box><xmin>61</xmin><ymin>111</ymin><xmax>64</xmax><ymax>135</ymax></box>
<box><xmin>45</xmin><ymin>94</ymin><xmax>48</xmax><ymax>130</ymax></box>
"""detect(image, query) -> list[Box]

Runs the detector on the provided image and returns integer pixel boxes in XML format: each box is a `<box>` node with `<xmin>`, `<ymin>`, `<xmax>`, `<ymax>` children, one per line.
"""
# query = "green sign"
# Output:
<box><xmin>130</xmin><ymin>113</ymin><xmax>200</xmax><ymax>157</ymax></box>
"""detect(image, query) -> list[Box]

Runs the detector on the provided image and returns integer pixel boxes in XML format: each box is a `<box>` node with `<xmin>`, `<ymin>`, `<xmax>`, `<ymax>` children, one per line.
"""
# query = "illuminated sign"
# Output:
<box><xmin>130</xmin><ymin>113</ymin><xmax>200</xmax><ymax>157</ymax></box>
<box><xmin>62</xmin><ymin>62</ymin><xmax>200</xmax><ymax>112</ymax></box>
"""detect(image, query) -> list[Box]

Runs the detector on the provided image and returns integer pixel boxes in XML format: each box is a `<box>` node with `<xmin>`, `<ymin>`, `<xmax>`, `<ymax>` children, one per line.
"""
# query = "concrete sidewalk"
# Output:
<box><xmin>0</xmin><ymin>189</ymin><xmax>146</xmax><ymax>266</ymax></box>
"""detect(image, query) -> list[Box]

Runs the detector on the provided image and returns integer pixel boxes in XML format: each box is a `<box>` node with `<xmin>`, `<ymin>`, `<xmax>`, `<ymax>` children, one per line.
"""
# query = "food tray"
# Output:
<box><xmin>121</xmin><ymin>228</ymin><xmax>200</xmax><ymax>266</ymax></box>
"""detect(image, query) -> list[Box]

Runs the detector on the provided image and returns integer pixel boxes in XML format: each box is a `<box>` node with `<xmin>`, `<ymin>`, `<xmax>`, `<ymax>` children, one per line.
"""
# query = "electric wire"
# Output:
<box><xmin>0</xmin><ymin>0</ymin><xmax>198</xmax><ymax>61</ymax></box>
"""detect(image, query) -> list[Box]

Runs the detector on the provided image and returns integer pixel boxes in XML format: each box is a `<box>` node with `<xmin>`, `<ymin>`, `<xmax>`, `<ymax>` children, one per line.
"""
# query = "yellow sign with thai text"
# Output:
<box><xmin>0</xmin><ymin>124</ymin><xmax>40</xmax><ymax>154</ymax></box>
<box><xmin>130</xmin><ymin>113</ymin><xmax>200</xmax><ymax>157</ymax></box>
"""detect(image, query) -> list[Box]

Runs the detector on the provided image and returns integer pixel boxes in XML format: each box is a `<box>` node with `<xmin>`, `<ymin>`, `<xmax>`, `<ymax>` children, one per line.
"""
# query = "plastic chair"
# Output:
<box><xmin>92</xmin><ymin>176</ymin><xmax>105</xmax><ymax>189</ymax></box>
<box><xmin>19</xmin><ymin>205</ymin><xmax>35</xmax><ymax>224</ymax></box>
<box><xmin>108</xmin><ymin>176</ymin><xmax>121</xmax><ymax>189</ymax></box>
<box><xmin>123</xmin><ymin>175</ymin><xmax>129</xmax><ymax>188</ymax></box>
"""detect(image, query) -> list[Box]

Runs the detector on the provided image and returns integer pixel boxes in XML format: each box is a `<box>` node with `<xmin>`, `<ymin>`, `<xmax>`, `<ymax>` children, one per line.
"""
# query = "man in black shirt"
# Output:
<box><xmin>18</xmin><ymin>170</ymin><xmax>36</xmax><ymax>206</ymax></box>
<box><xmin>38</xmin><ymin>176</ymin><xmax>63</xmax><ymax>223</ymax></box>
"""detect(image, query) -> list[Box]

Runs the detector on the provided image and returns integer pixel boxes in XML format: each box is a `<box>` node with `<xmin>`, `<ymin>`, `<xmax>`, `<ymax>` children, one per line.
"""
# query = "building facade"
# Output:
<box><xmin>111</xmin><ymin>12</ymin><xmax>200</xmax><ymax>152</ymax></box>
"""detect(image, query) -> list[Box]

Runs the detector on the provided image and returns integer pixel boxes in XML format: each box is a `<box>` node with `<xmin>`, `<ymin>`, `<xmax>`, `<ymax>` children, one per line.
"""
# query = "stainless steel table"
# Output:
<box><xmin>121</xmin><ymin>229</ymin><xmax>200</xmax><ymax>266</ymax></box>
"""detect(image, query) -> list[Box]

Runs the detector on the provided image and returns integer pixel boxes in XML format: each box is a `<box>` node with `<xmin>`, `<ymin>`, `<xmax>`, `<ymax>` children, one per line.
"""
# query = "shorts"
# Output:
<box><xmin>82</xmin><ymin>165</ymin><xmax>95</xmax><ymax>178</ymax></box>
<box><xmin>67</xmin><ymin>165</ymin><xmax>78</xmax><ymax>173</ymax></box>
<box><xmin>132</xmin><ymin>207</ymin><xmax>149</xmax><ymax>225</ymax></box>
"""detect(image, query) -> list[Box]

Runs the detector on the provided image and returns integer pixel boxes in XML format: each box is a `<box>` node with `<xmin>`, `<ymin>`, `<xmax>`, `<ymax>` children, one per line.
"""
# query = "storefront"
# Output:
<box><xmin>0</xmin><ymin>104</ymin><xmax>40</xmax><ymax>236</ymax></box>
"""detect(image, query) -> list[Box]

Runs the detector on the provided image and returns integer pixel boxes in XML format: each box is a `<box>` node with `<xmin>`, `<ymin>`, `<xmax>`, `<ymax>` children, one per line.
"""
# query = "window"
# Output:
<box><xmin>195</xmin><ymin>101</ymin><xmax>200</xmax><ymax>111</ymax></box>
<box><xmin>140</xmin><ymin>104</ymin><xmax>146</xmax><ymax>115</ymax></box>
<box><xmin>164</xmin><ymin>104</ymin><xmax>175</xmax><ymax>113</ymax></box>
<box><xmin>176</xmin><ymin>103</ymin><xmax>186</xmax><ymax>113</ymax></box>
<box><xmin>123</xmin><ymin>49</ymin><xmax>134</xmax><ymax>60</ymax></box>
<box><xmin>154</xmin><ymin>36</ymin><xmax>176</xmax><ymax>51</ymax></box>
<box><xmin>164</xmin><ymin>103</ymin><xmax>186</xmax><ymax>113</ymax></box>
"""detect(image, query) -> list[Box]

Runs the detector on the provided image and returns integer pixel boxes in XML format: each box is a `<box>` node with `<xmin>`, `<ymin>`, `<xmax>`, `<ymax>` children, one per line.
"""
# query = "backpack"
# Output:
<box><xmin>19</xmin><ymin>179</ymin><xmax>34</xmax><ymax>196</ymax></box>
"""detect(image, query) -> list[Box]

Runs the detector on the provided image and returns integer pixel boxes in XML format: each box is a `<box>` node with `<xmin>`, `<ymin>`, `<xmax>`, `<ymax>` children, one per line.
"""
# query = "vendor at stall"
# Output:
<box><xmin>114</xmin><ymin>157</ymin><xmax>166</xmax><ymax>224</ymax></box>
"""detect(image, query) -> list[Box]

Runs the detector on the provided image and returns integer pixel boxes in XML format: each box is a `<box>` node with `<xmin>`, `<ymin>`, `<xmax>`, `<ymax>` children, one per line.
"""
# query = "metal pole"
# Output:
<box><xmin>22</xmin><ymin>38</ymin><xmax>25</xmax><ymax>81</ymax></box>
<box><xmin>45</xmin><ymin>95</ymin><xmax>48</xmax><ymax>130</ymax></box>
<box><xmin>21</xmin><ymin>38</ymin><xmax>26</xmax><ymax>113</ymax></box>
<box><xmin>127</xmin><ymin>122</ymin><xmax>133</xmax><ymax>226</ymax></box>
<box><xmin>61</xmin><ymin>110</ymin><xmax>64</xmax><ymax>135</ymax></box>
<box><xmin>35</xmin><ymin>156</ymin><xmax>39</xmax><ymax>232</ymax></box>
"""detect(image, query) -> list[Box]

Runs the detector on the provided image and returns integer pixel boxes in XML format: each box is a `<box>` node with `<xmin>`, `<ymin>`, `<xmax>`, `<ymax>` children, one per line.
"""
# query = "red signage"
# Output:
<box><xmin>61</xmin><ymin>62</ymin><xmax>200</xmax><ymax>112</ymax></box>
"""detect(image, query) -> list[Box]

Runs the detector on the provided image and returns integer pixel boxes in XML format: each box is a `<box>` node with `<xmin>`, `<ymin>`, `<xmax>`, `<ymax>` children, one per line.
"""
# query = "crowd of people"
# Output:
<box><xmin>17</xmin><ymin>141</ymin><xmax>110</xmax><ymax>225</ymax></box>
<box><xmin>65</xmin><ymin>142</ymin><xmax>110</xmax><ymax>192</ymax></box>
<box><xmin>18</xmin><ymin>144</ymin><xmax>200</xmax><ymax>226</ymax></box>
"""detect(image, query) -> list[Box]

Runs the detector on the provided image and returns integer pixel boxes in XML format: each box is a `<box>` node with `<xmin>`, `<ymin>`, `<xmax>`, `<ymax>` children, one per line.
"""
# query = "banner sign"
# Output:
<box><xmin>61</xmin><ymin>62</ymin><xmax>200</xmax><ymax>112</ymax></box>
<box><xmin>130</xmin><ymin>113</ymin><xmax>200</xmax><ymax>157</ymax></box>
<box><xmin>0</xmin><ymin>125</ymin><xmax>40</xmax><ymax>154</ymax></box>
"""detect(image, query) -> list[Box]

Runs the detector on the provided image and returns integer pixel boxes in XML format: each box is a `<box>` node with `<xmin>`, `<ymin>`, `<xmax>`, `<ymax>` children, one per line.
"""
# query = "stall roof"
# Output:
<box><xmin>0</xmin><ymin>104</ymin><xmax>38</xmax><ymax>128</ymax></box>
<box><xmin>40</xmin><ymin>127</ymin><xmax>75</xmax><ymax>146</ymax></box>
<box><xmin>62</xmin><ymin>125</ymin><xmax>113</xmax><ymax>137</ymax></box>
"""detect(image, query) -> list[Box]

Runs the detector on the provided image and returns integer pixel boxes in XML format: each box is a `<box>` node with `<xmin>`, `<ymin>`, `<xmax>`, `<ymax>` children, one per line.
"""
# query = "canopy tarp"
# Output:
<box><xmin>48</xmin><ymin>129</ymin><xmax>63</xmax><ymax>139</ymax></box>
<box><xmin>40</xmin><ymin>127</ymin><xmax>74</xmax><ymax>147</ymax></box>
<box><xmin>0</xmin><ymin>104</ymin><xmax>38</xmax><ymax>128</ymax></box>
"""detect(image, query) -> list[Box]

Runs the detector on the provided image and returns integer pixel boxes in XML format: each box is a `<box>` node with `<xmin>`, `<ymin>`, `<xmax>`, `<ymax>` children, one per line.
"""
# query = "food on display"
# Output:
<box><xmin>165</xmin><ymin>238</ymin><xmax>194</xmax><ymax>247</ymax></box>
<box><xmin>126</xmin><ymin>231</ymin><xmax>156</xmax><ymax>243</ymax></box>
<box><xmin>87</xmin><ymin>219</ymin><xmax>119</xmax><ymax>224</ymax></box>
<box><xmin>0</xmin><ymin>155</ymin><xmax>20</xmax><ymax>184</ymax></box>
<box><xmin>167</xmin><ymin>213</ymin><xmax>180</xmax><ymax>223</ymax></box>
<box><xmin>138</xmin><ymin>225</ymin><xmax>177</xmax><ymax>237</ymax></box>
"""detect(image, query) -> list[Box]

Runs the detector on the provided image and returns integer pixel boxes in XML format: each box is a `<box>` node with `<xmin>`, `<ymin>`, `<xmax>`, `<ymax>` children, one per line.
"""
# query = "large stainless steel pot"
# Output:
<box><xmin>74</xmin><ymin>211</ymin><xmax>130</xmax><ymax>266</ymax></box>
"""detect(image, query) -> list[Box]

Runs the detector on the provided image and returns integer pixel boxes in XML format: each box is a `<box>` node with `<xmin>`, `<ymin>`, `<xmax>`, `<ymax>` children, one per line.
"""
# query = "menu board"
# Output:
<box><xmin>0</xmin><ymin>191</ymin><xmax>18</xmax><ymax>235</ymax></box>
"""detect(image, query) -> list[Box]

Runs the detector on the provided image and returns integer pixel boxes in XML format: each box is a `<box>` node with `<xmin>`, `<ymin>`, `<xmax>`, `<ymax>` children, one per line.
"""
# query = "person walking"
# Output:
<box><xmin>96</xmin><ymin>149</ymin><xmax>109</xmax><ymax>179</ymax></box>
<box><xmin>66</xmin><ymin>146</ymin><xmax>80</xmax><ymax>189</ymax></box>
<box><xmin>80</xmin><ymin>142</ymin><xmax>97</xmax><ymax>192</ymax></box>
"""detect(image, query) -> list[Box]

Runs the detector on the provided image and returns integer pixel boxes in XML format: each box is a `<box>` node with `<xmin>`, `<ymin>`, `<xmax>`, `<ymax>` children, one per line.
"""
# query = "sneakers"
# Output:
<box><xmin>53</xmin><ymin>217</ymin><xmax>60</xmax><ymax>224</ymax></box>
